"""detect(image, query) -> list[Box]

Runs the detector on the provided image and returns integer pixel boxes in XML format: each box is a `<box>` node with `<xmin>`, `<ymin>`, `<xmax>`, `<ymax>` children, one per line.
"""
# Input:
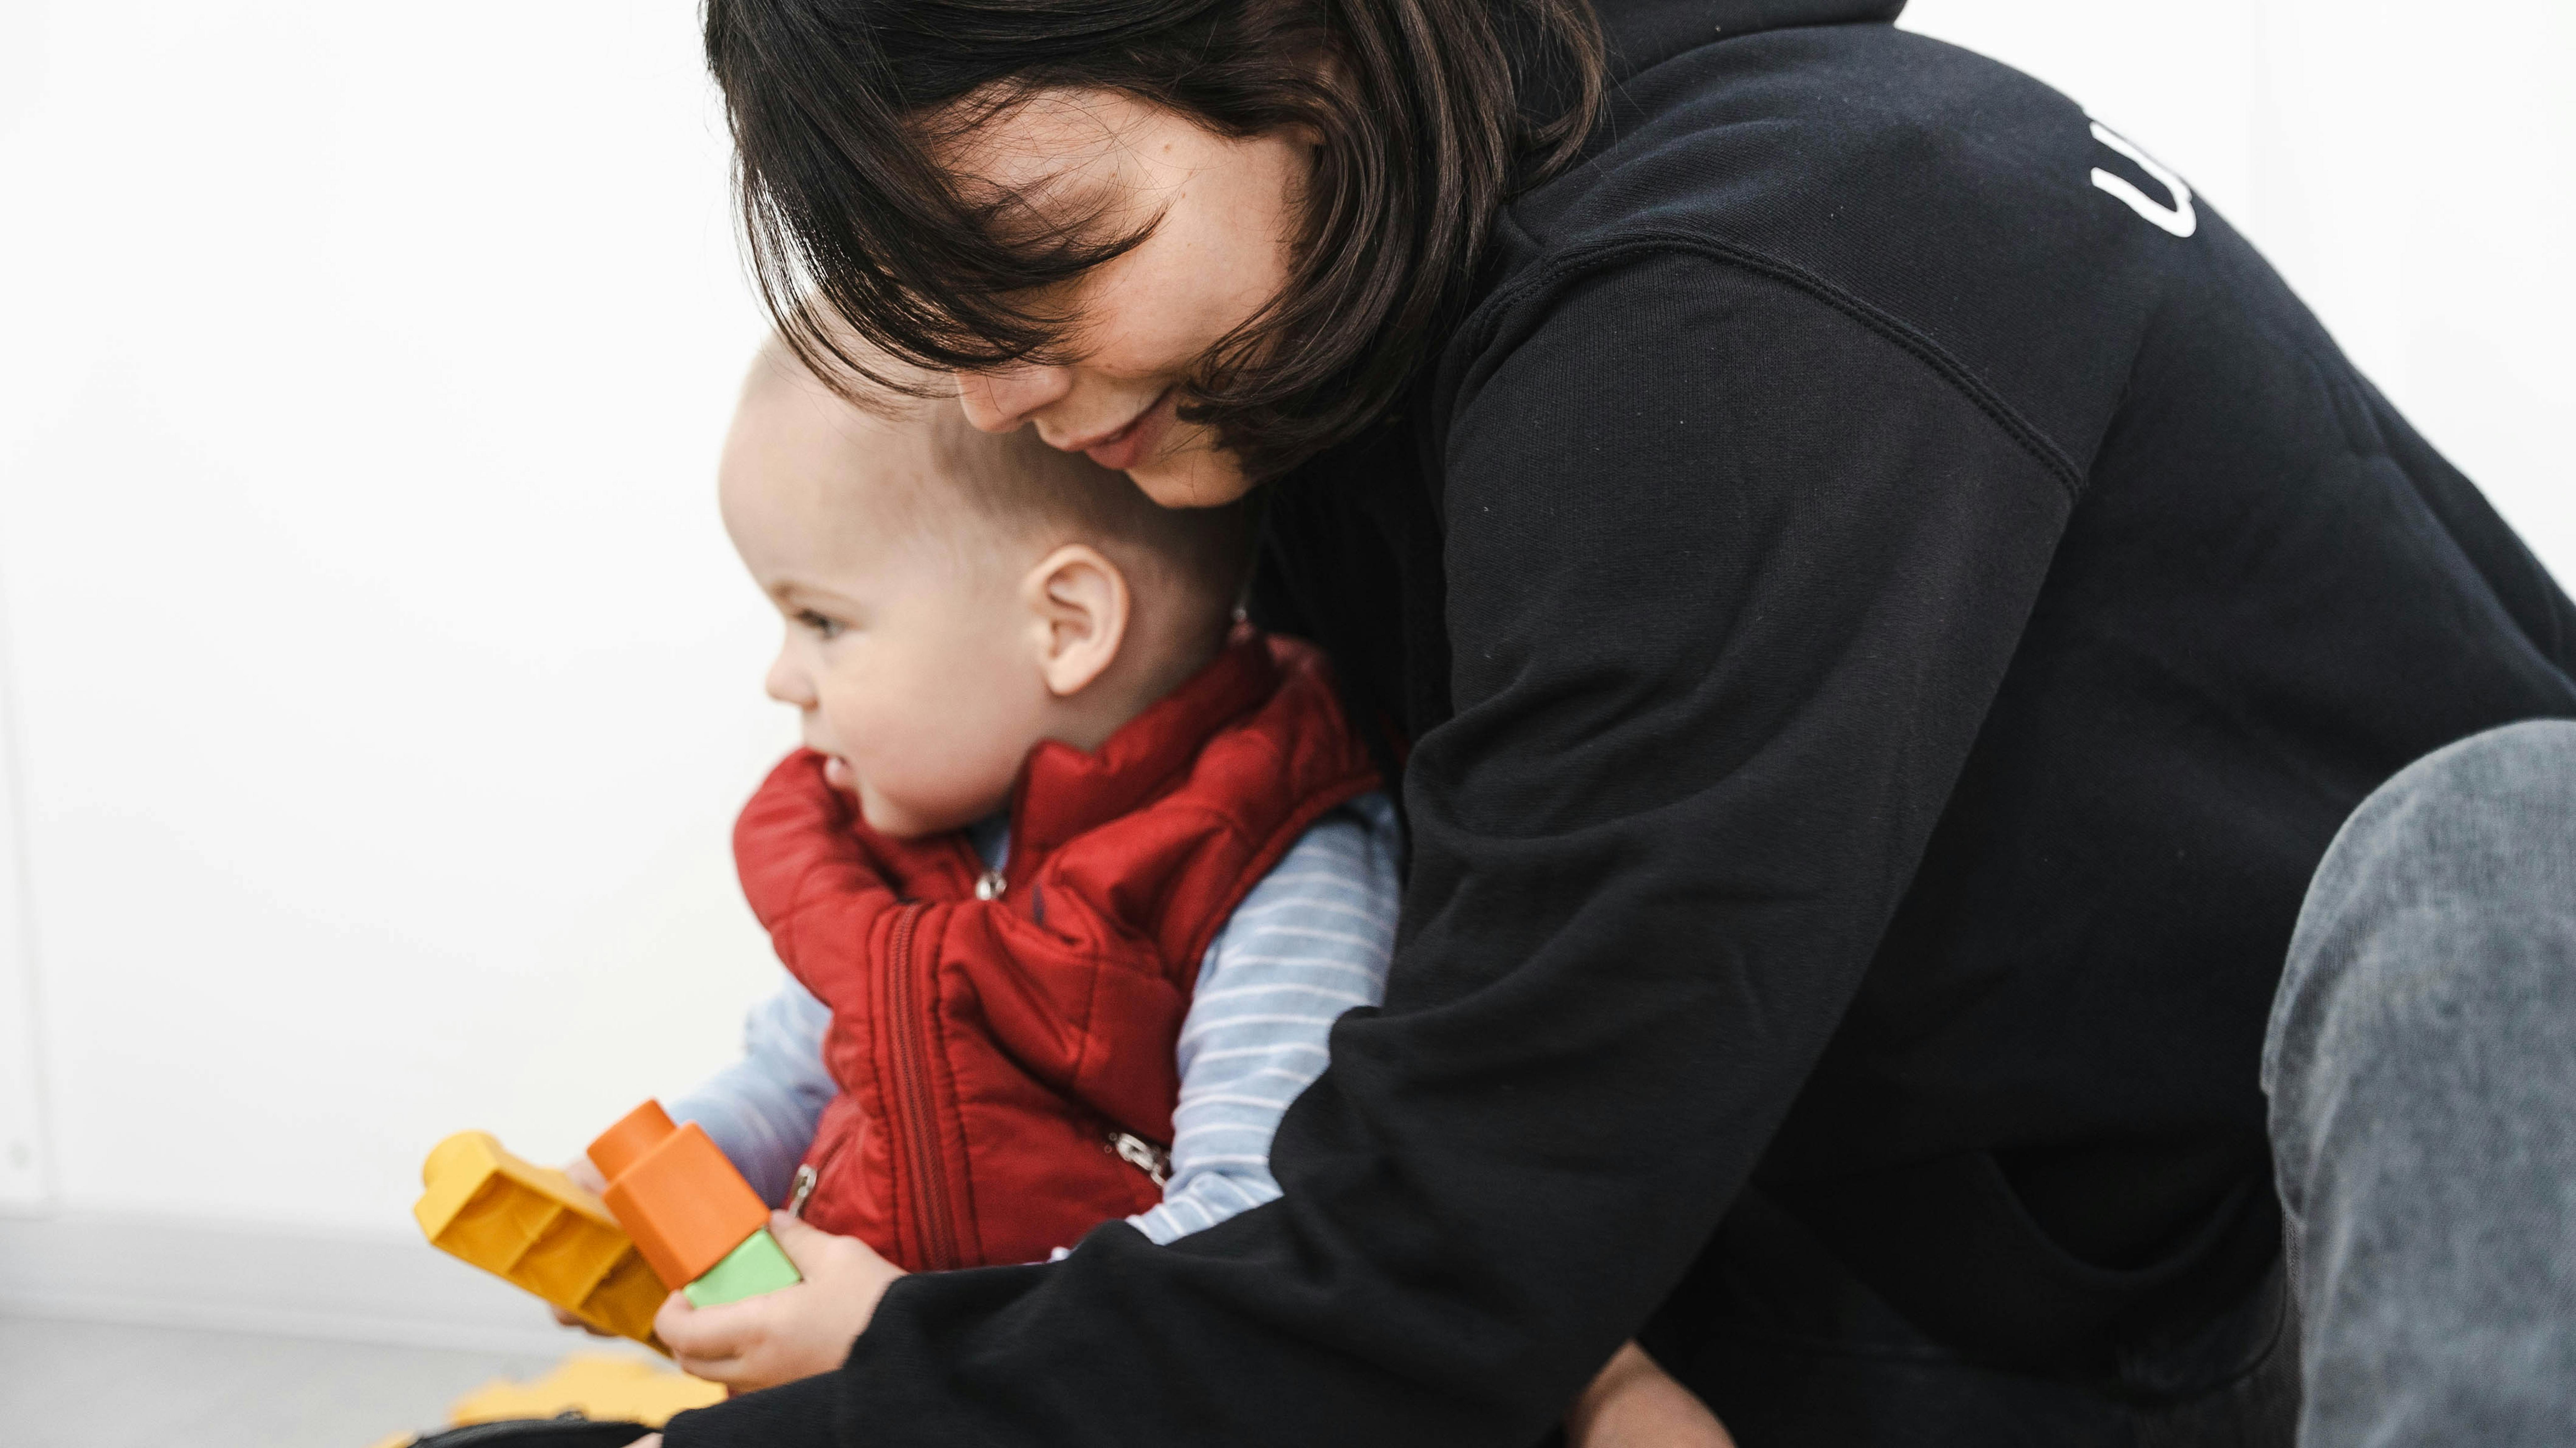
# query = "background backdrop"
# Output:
<box><xmin>2</xmin><ymin>0</ymin><xmax>2570</xmax><ymax>1346</ymax></box>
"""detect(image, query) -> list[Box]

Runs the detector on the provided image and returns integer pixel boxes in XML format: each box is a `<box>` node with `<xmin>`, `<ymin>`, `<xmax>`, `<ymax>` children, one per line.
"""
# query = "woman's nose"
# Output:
<box><xmin>956</xmin><ymin>363</ymin><xmax>1075</xmax><ymax>432</ymax></box>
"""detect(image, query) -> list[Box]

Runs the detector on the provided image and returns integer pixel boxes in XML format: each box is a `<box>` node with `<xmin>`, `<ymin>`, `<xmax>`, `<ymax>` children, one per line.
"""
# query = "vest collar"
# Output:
<box><xmin>1007</xmin><ymin>628</ymin><xmax>1281</xmax><ymax>861</ymax></box>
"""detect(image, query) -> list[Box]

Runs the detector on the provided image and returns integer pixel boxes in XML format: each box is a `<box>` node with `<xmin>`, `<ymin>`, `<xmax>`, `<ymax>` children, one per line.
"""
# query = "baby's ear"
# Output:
<box><xmin>1023</xmin><ymin>544</ymin><xmax>1130</xmax><ymax>698</ymax></box>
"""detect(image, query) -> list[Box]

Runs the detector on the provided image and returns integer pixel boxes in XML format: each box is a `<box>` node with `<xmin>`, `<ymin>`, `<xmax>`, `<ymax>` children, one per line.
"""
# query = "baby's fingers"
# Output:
<box><xmin>655</xmin><ymin>1290</ymin><xmax>766</xmax><ymax>1384</ymax></box>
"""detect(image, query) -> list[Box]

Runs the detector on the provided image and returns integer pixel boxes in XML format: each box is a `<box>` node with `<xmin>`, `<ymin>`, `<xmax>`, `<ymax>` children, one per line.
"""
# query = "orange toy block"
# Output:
<box><xmin>589</xmin><ymin>1099</ymin><xmax>773</xmax><ymax>1290</ymax></box>
<box><xmin>414</xmin><ymin>1130</ymin><xmax>669</xmax><ymax>1349</ymax></box>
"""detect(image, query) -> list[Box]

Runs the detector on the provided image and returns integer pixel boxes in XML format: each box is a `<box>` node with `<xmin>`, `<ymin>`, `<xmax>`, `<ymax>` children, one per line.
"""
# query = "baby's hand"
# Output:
<box><xmin>653</xmin><ymin>1211</ymin><xmax>908</xmax><ymax>1390</ymax></box>
<box><xmin>547</xmin><ymin>1156</ymin><xmax>617</xmax><ymax>1334</ymax></box>
<box><xmin>1566</xmin><ymin>1340</ymin><xmax>1735</xmax><ymax>1448</ymax></box>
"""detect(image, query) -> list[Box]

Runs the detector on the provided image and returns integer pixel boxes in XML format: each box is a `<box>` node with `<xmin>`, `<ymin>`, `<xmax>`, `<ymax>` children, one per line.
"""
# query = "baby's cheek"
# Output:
<box><xmin>852</xmin><ymin>783</ymin><xmax>922</xmax><ymax>838</ymax></box>
<box><xmin>849</xmin><ymin>745</ymin><xmax>976</xmax><ymax>839</ymax></box>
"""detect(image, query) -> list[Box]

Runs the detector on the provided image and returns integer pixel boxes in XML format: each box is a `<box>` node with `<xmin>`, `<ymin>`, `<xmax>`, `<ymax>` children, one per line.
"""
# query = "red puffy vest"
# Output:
<box><xmin>732</xmin><ymin>632</ymin><xmax>1379</xmax><ymax>1270</ymax></box>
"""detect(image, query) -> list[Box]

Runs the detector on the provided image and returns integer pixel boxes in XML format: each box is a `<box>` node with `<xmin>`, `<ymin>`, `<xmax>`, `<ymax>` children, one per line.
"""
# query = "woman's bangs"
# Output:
<box><xmin>710</xmin><ymin>0</ymin><xmax>1604</xmax><ymax>471</ymax></box>
<box><xmin>743</xmin><ymin>97</ymin><xmax>1167</xmax><ymax>399</ymax></box>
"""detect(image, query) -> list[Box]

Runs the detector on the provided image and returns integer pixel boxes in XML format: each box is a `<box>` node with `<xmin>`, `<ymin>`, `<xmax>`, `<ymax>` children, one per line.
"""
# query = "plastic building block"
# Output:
<box><xmin>683</xmin><ymin>1223</ymin><xmax>803</xmax><ymax>1307</ymax></box>
<box><xmin>589</xmin><ymin>1099</ymin><xmax>801</xmax><ymax>1305</ymax></box>
<box><xmin>448</xmin><ymin>1352</ymin><xmax>726</xmax><ymax>1428</ymax></box>
<box><xmin>414</xmin><ymin>1130</ymin><xmax>669</xmax><ymax>1349</ymax></box>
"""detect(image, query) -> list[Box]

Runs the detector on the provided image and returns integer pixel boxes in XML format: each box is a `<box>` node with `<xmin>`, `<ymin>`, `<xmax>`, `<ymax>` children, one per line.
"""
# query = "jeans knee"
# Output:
<box><xmin>2365</xmin><ymin>719</ymin><xmax>2576</xmax><ymax>830</ymax></box>
<box><xmin>2294</xmin><ymin>718</ymin><xmax>2576</xmax><ymax>956</ymax></box>
<box><xmin>2265</xmin><ymin>719</ymin><xmax>2576</xmax><ymax>1190</ymax></box>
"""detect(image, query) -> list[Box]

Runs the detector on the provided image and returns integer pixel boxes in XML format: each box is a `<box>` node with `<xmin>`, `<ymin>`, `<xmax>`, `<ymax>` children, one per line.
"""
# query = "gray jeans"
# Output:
<box><xmin>2266</xmin><ymin>718</ymin><xmax>2576</xmax><ymax>1445</ymax></box>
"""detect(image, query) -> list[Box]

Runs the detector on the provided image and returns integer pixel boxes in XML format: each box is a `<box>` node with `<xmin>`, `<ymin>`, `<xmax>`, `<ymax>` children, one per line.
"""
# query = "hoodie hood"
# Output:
<box><xmin>1594</xmin><ymin>0</ymin><xmax>1908</xmax><ymax>81</ymax></box>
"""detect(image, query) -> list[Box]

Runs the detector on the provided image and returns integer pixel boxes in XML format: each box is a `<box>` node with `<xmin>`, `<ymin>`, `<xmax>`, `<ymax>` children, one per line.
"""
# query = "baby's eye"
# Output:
<box><xmin>795</xmin><ymin>609</ymin><xmax>845</xmax><ymax>641</ymax></box>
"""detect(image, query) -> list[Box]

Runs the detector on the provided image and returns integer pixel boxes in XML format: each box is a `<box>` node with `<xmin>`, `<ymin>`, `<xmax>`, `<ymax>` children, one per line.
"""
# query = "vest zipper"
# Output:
<box><xmin>1106</xmin><ymin>1129</ymin><xmax>1171</xmax><ymax>1187</ymax></box>
<box><xmin>885</xmin><ymin>902</ymin><xmax>962</xmax><ymax>1269</ymax></box>
<box><xmin>787</xmin><ymin>1091</ymin><xmax>862</xmax><ymax>1220</ymax></box>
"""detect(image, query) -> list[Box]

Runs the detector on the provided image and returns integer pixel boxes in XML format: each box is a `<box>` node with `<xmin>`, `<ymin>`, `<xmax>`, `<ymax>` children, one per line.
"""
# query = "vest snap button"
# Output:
<box><xmin>974</xmin><ymin>869</ymin><xmax>1006</xmax><ymax>901</ymax></box>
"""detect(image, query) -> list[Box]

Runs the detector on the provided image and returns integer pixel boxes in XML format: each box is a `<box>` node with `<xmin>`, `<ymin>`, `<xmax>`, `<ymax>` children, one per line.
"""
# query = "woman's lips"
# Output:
<box><xmin>1075</xmin><ymin>387</ymin><xmax>1177</xmax><ymax>472</ymax></box>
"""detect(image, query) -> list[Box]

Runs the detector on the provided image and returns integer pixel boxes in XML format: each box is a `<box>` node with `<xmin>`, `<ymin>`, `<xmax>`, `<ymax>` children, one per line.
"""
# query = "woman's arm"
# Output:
<box><xmin>664</xmin><ymin>251</ymin><xmax>2076</xmax><ymax>1447</ymax></box>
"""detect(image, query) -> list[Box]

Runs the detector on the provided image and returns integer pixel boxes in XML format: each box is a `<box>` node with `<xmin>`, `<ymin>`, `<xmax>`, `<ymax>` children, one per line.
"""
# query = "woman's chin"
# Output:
<box><xmin>1127</xmin><ymin>430</ymin><xmax>1257</xmax><ymax>509</ymax></box>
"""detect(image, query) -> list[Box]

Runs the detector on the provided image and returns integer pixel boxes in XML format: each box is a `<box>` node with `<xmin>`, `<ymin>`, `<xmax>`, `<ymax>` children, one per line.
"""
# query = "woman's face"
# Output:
<box><xmin>944</xmin><ymin>89</ymin><xmax>1308</xmax><ymax>508</ymax></box>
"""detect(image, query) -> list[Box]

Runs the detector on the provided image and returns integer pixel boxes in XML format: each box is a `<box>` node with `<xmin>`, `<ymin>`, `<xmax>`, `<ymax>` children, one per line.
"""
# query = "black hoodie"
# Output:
<box><xmin>667</xmin><ymin>3</ymin><xmax>2576</xmax><ymax>1443</ymax></box>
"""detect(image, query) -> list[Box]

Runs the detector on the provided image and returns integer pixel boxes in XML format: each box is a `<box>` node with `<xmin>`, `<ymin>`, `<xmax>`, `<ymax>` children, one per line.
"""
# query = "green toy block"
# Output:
<box><xmin>682</xmin><ymin>1226</ymin><xmax>802</xmax><ymax>1307</ymax></box>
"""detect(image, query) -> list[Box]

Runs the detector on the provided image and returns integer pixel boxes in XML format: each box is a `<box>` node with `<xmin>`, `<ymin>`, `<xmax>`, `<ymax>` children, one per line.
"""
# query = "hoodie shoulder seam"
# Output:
<box><xmin>1458</xmin><ymin>230</ymin><xmax>2086</xmax><ymax>502</ymax></box>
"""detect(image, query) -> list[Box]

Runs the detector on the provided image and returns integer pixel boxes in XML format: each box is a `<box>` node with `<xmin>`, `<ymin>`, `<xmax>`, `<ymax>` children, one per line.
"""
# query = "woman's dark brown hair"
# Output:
<box><xmin>703</xmin><ymin>0</ymin><xmax>1605</xmax><ymax>480</ymax></box>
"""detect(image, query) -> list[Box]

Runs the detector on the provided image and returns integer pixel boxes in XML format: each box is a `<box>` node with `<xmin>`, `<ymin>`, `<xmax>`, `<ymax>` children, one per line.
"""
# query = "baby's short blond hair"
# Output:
<box><xmin>751</xmin><ymin>335</ymin><xmax>1252</xmax><ymax>613</ymax></box>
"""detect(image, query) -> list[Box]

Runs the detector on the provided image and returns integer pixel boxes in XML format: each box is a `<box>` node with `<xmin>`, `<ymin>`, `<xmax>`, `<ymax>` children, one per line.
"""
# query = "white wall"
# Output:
<box><xmin>0</xmin><ymin>582</ymin><xmax>47</xmax><ymax>1208</ymax></box>
<box><xmin>0</xmin><ymin>0</ymin><xmax>2568</xmax><ymax>1325</ymax></box>
<box><xmin>0</xmin><ymin>0</ymin><xmax>792</xmax><ymax>1243</ymax></box>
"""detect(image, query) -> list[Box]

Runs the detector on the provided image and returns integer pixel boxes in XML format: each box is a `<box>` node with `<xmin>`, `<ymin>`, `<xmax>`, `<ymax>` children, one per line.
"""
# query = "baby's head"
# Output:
<box><xmin>721</xmin><ymin>338</ymin><xmax>1250</xmax><ymax>838</ymax></box>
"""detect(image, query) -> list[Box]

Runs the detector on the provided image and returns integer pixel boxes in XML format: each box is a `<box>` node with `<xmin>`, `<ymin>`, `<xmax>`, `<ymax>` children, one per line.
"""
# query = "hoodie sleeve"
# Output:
<box><xmin>663</xmin><ymin>250</ymin><xmax>2074</xmax><ymax>1447</ymax></box>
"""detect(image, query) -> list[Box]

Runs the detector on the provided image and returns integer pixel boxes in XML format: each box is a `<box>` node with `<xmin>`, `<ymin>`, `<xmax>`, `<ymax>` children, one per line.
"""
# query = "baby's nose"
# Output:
<box><xmin>763</xmin><ymin>653</ymin><xmax>813</xmax><ymax>707</ymax></box>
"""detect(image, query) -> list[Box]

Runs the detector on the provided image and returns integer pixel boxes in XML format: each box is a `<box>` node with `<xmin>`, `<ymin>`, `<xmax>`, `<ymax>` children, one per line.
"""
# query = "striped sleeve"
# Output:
<box><xmin>1126</xmin><ymin>791</ymin><xmax>1401</xmax><ymax>1244</ymax></box>
<box><xmin>667</xmin><ymin>971</ymin><xmax>837</xmax><ymax>1207</ymax></box>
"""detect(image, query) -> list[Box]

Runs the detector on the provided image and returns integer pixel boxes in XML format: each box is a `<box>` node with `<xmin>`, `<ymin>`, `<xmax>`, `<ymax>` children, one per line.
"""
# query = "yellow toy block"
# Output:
<box><xmin>414</xmin><ymin>1130</ymin><xmax>670</xmax><ymax>1350</ymax></box>
<box><xmin>365</xmin><ymin>1351</ymin><xmax>724</xmax><ymax>1446</ymax></box>
<box><xmin>448</xmin><ymin>1352</ymin><xmax>726</xmax><ymax>1427</ymax></box>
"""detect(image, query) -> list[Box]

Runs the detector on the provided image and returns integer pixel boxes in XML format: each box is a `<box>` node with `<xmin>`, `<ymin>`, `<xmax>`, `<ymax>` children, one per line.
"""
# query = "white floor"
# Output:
<box><xmin>0</xmin><ymin>1314</ymin><xmax>562</xmax><ymax>1448</ymax></box>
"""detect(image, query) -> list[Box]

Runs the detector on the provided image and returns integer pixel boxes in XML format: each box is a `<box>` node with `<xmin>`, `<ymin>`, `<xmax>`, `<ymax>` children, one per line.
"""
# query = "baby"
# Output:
<box><xmin>608</xmin><ymin>339</ymin><xmax>1727</xmax><ymax>1446</ymax></box>
<box><xmin>573</xmin><ymin>337</ymin><xmax>1399</xmax><ymax>1361</ymax></box>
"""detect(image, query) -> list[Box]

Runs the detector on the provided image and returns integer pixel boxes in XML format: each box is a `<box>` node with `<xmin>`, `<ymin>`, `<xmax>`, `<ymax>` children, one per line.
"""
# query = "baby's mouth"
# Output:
<box><xmin>821</xmin><ymin>755</ymin><xmax>856</xmax><ymax>793</ymax></box>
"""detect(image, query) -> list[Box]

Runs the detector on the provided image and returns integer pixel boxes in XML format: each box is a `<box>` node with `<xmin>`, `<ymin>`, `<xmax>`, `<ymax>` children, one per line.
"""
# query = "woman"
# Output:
<box><xmin>653</xmin><ymin>0</ymin><xmax>2576</xmax><ymax>1443</ymax></box>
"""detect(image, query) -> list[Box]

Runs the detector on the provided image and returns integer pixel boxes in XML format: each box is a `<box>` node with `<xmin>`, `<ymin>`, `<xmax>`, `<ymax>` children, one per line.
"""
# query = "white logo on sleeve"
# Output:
<box><xmin>2087</xmin><ymin>119</ymin><xmax>2197</xmax><ymax>238</ymax></box>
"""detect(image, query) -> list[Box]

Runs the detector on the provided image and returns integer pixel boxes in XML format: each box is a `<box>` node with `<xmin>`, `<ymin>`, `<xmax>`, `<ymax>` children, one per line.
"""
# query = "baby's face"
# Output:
<box><xmin>720</xmin><ymin>381</ymin><xmax>1054</xmax><ymax>838</ymax></box>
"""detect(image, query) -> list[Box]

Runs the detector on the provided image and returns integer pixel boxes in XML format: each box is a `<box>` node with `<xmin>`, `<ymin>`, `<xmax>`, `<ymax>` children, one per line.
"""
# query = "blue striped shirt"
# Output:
<box><xmin>671</xmin><ymin>791</ymin><xmax>1400</xmax><ymax>1246</ymax></box>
